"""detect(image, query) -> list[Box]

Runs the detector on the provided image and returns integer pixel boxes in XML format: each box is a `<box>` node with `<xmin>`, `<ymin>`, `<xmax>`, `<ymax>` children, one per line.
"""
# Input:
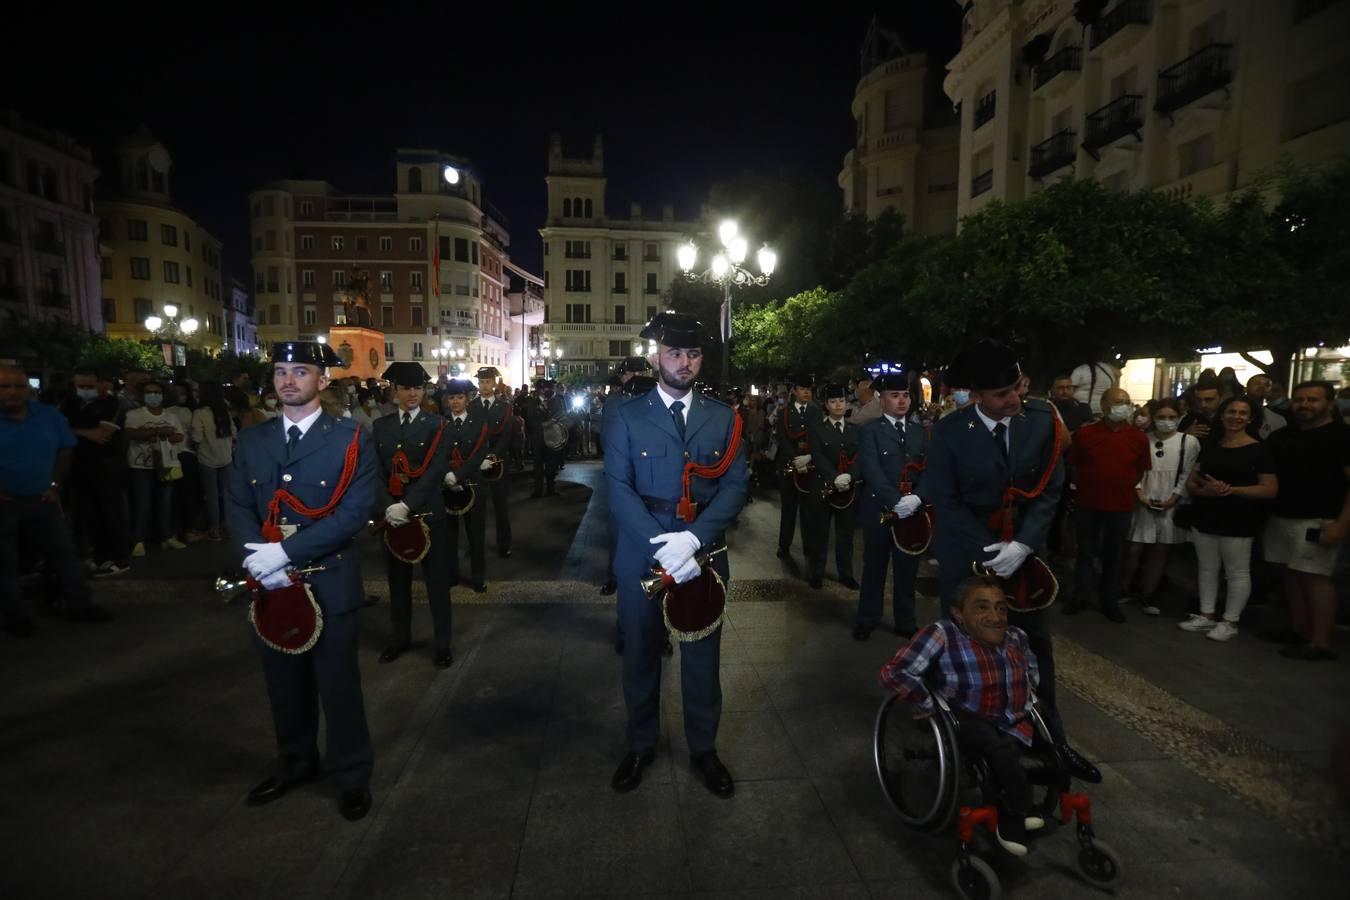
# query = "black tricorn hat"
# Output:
<box><xmin>623</xmin><ymin>375</ymin><xmax>657</xmax><ymax>396</ymax></box>
<box><xmin>950</xmin><ymin>341</ymin><xmax>1022</xmax><ymax>391</ymax></box>
<box><xmin>620</xmin><ymin>356</ymin><xmax>652</xmax><ymax>373</ymax></box>
<box><xmin>476</xmin><ymin>366</ymin><xmax>501</xmax><ymax>380</ymax></box>
<box><xmin>271</xmin><ymin>341</ymin><xmax>345</xmax><ymax>369</ymax></box>
<box><xmin>381</xmin><ymin>362</ymin><xmax>430</xmax><ymax>386</ymax></box>
<box><xmin>444</xmin><ymin>377</ymin><xmax>475</xmax><ymax>396</ymax></box>
<box><xmin>872</xmin><ymin>370</ymin><xmax>911</xmax><ymax>392</ymax></box>
<box><xmin>822</xmin><ymin>383</ymin><xmax>848</xmax><ymax>400</ymax></box>
<box><xmin>789</xmin><ymin>372</ymin><xmax>815</xmax><ymax>389</ymax></box>
<box><xmin>639</xmin><ymin>311</ymin><xmax>704</xmax><ymax>349</ymax></box>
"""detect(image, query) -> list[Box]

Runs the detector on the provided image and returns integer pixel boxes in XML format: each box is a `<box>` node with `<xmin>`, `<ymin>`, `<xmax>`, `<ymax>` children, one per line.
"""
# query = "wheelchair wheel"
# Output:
<box><xmin>950</xmin><ymin>856</ymin><xmax>1001</xmax><ymax>900</ymax></box>
<box><xmin>873</xmin><ymin>694</ymin><xmax>959</xmax><ymax>830</ymax></box>
<box><xmin>1077</xmin><ymin>838</ymin><xmax>1122</xmax><ymax>884</ymax></box>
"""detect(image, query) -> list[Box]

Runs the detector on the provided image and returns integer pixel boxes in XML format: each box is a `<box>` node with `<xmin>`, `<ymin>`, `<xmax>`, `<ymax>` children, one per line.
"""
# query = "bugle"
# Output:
<box><xmin>214</xmin><ymin>565</ymin><xmax>325</xmax><ymax>603</ymax></box>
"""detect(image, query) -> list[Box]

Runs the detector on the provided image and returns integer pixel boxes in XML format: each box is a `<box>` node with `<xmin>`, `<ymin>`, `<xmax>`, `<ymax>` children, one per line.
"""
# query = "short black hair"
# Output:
<box><xmin>951</xmin><ymin>574</ymin><xmax>1005</xmax><ymax>609</ymax></box>
<box><xmin>1291</xmin><ymin>380</ymin><xmax>1336</xmax><ymax>403</ymax></box>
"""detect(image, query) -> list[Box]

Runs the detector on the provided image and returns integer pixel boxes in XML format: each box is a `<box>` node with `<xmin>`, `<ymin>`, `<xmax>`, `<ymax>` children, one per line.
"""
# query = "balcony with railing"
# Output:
<box><xmin>1034</xmin><ymin>46</ymin><xmax>1082</xmax><ymax>91</ymax></box>
<box><xmin>1090</xmin><ymin>0</ymin><xmax>1151</xmax><ymax>51</ymax></box>
<box><xmin>1155</xmin><ymin>44</ymin><xmax>1233</xmax><ymax>116</ymax></box>
<box><xmin>1084</xmin><ymin>94</ymin><xmax>1144</xmax><ymax>151</ymax></box>
<box><xmin>970</xmin><ymin>169</ymin><xmax>994</xmax><ymax>198</ymax></box>
<box><xmin>974</xmin><ymin>91</ymin><xmax>997</xmax><ymax>130</ymax></box>
<box><xmin>1029</xmin><ymin>130</ymin><xmax>1079</xmax><ymax>178</ymax></box>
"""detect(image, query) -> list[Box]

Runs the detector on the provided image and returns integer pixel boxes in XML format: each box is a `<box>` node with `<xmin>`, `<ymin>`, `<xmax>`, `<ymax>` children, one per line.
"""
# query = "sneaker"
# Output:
<box><xmin>1178</xmin><ymin>614</ymin><xmax>1215</xmax><ymax>632</ymax></box>
<box><xmin>94</xmin><ymin>562</ymin><xmax>130</xmax><ymax>578</ymax></box>
<box><xmin>131</xmin><ymin>542</ymin><xmax>146</xmax><ymax>558</ymax></box>
<box><xmin>1025</xmin><ymin>816</ymin><xmax>1046</xmax><ymax>832</ymax></box>
<box><xmin>161</xmin><ymin>538</ymin><xmax>187</xmax><ymax>550</ymax></box>
<box><xmin>1206</xmin><ymin>621</ymin><xmax>1239</xmax><ymax>642</ymax></box>
<box><xmin>1140</xmin><ymin>602</ymin><xmax>1161</xmax><ymax>616</ymax></box>
<box><xmin>994</xmin><ymin>828</ymin><xmax>1029</xmax><ymax>857</ymax></box>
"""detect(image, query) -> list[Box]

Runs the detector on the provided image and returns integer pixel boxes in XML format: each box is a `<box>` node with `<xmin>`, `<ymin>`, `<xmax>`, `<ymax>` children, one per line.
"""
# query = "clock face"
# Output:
<box><xmin>369</xmin><ymin>348</ymin><xmax>379</xmax><ymax>368</ymax></box>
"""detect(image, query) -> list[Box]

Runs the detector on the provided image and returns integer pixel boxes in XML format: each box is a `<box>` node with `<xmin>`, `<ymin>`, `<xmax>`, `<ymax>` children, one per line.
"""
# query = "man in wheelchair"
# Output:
<box><xmin>880</xmin><ymin>574</ymin><xmax>1045</xmax><ymax>856</ymax></box>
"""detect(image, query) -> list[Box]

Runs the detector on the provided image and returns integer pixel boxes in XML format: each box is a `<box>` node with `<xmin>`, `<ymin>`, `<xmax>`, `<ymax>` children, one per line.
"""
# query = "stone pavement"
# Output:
<box><xmin>2</xmin><ymin>461</ymin><xmax>1348</xmax><ymax>899</ymax></box>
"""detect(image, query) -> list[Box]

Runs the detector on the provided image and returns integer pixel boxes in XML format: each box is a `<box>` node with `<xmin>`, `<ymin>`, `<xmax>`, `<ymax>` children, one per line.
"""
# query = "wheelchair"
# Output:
<box><xmin>873</xmin><ymin>691</ymin><xmax>1121</xmax><ymax>899</ymax></box>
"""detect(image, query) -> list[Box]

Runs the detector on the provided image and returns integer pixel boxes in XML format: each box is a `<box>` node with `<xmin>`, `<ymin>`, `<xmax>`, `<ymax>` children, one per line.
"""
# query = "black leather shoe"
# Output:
<box><xmin>246</xmin><ymin>764</ymin><xmax>319</xmax><ymax>807</ymax></box>
<box><xmin>691</xmin><ymin>751</ymin><xmax>734</xmax><ymax>798</ymax></box>
<box><xmin>600</xmin><ymin>578</ymin><xmax>617</xmax><ymax>596</ymax></box>
<box><xmin>662</xmin><ymin>638</ymin><xmax>674</xmax><ymax>656</ymax></box>
<box><xmin>499</xmin><ymin>548</ymin><xmax>512</xmax><ymax>559</ymax></box>
<box><xmin>378</xmin><ymin>644</ymin><xmax>409</xmax><ymax>664</ymax></box>
<box><xmin>612</xmin><ymin>749</ymin><xmax>656</xmax><ymax>793</ymax></box>
<box><xmin>66</xmin><ymin>606</ymin><xmax>114</xmax><ymax>623</ymax></box>
<box><xmin>434</xmin><ymin>648</ymin><xmax>453</xmax><ymax>669</ymax></box>
<box><xmin>339</xmin><ymin>786</ymin><xmax>372</xmax><ymax>821</ymax></box>
<box><xmin>852</xmin><ymin>623</ymin><xmax>874</xmax><ymax>642</ymax></box>
<box><xmin>808</xmin><ymin>576</ymin><xmax>823</xmax><ymax>590</ymax></box>
<box><xmin>1101</xmin><ymin>603</ymin><xmax>1126</xmax><ymax>623</ymax></box>
<box><xmin>1058</xmin><ymin>743</ymin><xmax>1102</xmax><ymax>784</ymax></box>
<box><xmin>472</xmin><ymin>582</ymin><xmax>487</xmax><ymax>594</ymax></box>
<box><xmin>839</xmin><ymin>576</ymin><xmax>860</xmax><ymax>590</ymax></box>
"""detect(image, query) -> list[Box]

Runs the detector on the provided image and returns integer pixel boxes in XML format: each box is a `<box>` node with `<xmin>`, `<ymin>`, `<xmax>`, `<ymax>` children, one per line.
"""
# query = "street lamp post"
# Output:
<box><xmin>678</xmin><ymin>219</ymin><xmax>777</xmax><ymax>387</ymax></box>
<box><xmin>144</xmin><ymin>303</ymin><xmax>200</xmax><ymax>367</ymax></box>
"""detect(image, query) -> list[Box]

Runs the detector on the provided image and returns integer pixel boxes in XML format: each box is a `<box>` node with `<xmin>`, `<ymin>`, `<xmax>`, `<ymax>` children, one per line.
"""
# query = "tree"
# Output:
<box><xmin>0</xmin><ymin>315</ymin><xmax>163</xmax><ymax>376</ymax></box>
<box><xmin>730</xmin><ymin>287</ymin><xmax>844</xmax><ymax>377</ymax></box>
<box><xmin>1219</xmin><ymin>158</ymin><xmax>1350</xmax><ymax>379</ymax></box>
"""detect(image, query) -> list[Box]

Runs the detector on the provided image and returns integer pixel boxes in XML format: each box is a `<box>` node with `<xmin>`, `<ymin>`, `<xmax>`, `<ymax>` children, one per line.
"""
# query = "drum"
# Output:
<box><xmin>542</xmin><ymin>418</ymin><xmax>568</xmax><ymax>451</ymax></box>
<box><xmin>479</xmin><ymin>452</ymin><xmax>505</xmax><ymax>482</ymax></box>
<box><xmin>383</xmin><ymin>518</ymin><xmax>431</xmax><ymax>564</ymax></box>
<box><xmin>890</xmin><ymin>505</ymin><xmax>935</xmax><ymax>555</ymax></box>
<box><xmin>249</xmin><ymin>578</ymin><xmax>323</xmax><ymax>654</ymax></box>
<box><xmin>661</xmin><ymin>566</ymin><xmax>727</xmax><ymax>642</ymax></box>
<box><xmin>972</xmin><ymin>555</ymin><xmax>1059</xmax><ymax>611</ymax></box>
<box><xmin>442</xmin><ymin>482</ymin><xmax>476</xmax><ymax>516</ymax></box>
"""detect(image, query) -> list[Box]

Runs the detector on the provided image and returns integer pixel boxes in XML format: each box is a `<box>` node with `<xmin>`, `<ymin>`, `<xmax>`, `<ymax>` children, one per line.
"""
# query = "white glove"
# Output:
<box><xmin>792</xmin><ymin>454</ymin><xmax>811</xmax><ymax>473</ymax></box>
<box><xmin>259</xmin><ymin>569</ymin><xmax>292</xmax><ymax>591</ymax></box>
<box><xmin>833</xmin><ymin>474</ymin><xmax>851</xmax><ymax>491</ymax></box>
<box><xmin>480</xmin><ymin>456</ymin><xmax>495</xmax><ymax>472</ymax></box>
<box><xmin>982</xmin><ymin>541</ymin><xmax>1032</xmax><ymax>578</ymax></box>
<box><xmin>385</xmin><ymin>502</ymin><xmax>410</xmax><ymax>526</ymax></box>
<box><xmin>650</xmin><ymin>531</ymin><xmax>701</xmax><ymax>572</ymax></box>
<box><xmin>893</xmin><ymin>495</ymin><xmax>923</xmax><ymax>519</ymax></box>
<box><xmin>443</xmin><ymin>471</ymin><xmax>458</xmax><ymax>486</ymax></box>
<box><xmin>667</xmin><ymin>555</ymin><xmax>701</xmax><ymax>585</ymax></box>
<box><xmin>243</xmin><ymin>541</ymin><xmax>290</xmax><ymax>579</ymax></box>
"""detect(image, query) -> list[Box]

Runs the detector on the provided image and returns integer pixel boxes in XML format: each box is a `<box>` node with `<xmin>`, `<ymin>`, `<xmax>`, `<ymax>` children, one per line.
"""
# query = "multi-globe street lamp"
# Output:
<box><xmin>144</xmin><ymin>303</ymin><xmax>199</xmax><ymax>367</ymax></box>
<box><xmin>677</xmin><ymin>219</ymin><xmax>777</xmax><ymax>386</ymax></box>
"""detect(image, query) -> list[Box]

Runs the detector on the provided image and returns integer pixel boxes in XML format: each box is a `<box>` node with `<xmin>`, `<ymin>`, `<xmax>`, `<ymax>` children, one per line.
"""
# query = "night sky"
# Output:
<box><xmin>20</xmin><ymin>7</ymin><xmax>959</xmax><ymax>283</ymax></box>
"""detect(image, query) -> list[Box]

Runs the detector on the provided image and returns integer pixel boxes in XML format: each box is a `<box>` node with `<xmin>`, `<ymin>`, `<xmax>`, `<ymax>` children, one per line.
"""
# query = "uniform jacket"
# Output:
<box><xmin>444</xmin><ymin>409</ymin><xmax>491</xmax><ymax>483</ymax></box>
<box><xmin>809</xmin><ymin>414</ymin><xmax>862</xmax><ymax>498</ymax></box>
<box><xmin>774</xmin><ymin>400</ymin><xmax>822</xmax><ymax>465</ymax></box>
<box><xmin>603</xmin><ymin>388</ymin><xmax>749</xmax><ymax>554</ymax></box>
<box><xmin>924</xmin><ymin>398</ymin><xmax>1064</xmax><ymax>560</ymax></box>
<box><xmin>225</xmin><ymin>414</ymin><xmax>375</xmax><ymax>615</ymax></box>
<box><xmin>371</xmin><ymin>409</ymin><xmax>451</xmax><ymax>522</ymax></box>
<box><xmin>857</xmin><ymin>414</ymin><xmax>929</xmax><ymax>521</ymax></box>
<box><xmin>470</xmin><ymin>394</ymin><xmax>514</xmax><ymax>455</ymax></box>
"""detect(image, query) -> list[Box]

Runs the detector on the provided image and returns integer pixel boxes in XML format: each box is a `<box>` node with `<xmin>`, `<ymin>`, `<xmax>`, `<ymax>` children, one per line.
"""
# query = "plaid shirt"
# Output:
<box><xmin>878</xmin><ymin>619</ymin><xmax>1039</xmax><ymax>745</ymax></box>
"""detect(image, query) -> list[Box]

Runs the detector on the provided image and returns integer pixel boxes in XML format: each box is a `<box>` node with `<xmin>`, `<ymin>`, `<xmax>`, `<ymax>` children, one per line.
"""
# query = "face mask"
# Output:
<box><xmin>143</xmin><ymin>393</ymin><xmax>163</xmax><ymax>407</ymax></box>
<box><xmin>76</xmin><ymin>388</ymin><xmax>99</xmax><ymax>402</ymax></box>
<box><xmin>1134</xmin><ymin>415</ymin><xmax>1151</xmax><ymax>429</ymax></box>
<box><xmin>952</xmin><ymin>390</ymin><xmax>970</xmax><ymax>405</ymax></box>
<box><xmin>1107</xmin><ymin>404</ymin><xmax>1132</xmax><ymax>423</ymax></box>
<box><xmin>1154</xmin><ymin>419</ymin><xmax>1179</xmax><ymax>434</ymax></box>
<box><xmin>264</xmin><ymin>398</ymin><xmax>278</xmax><ymax>409</ymax></box>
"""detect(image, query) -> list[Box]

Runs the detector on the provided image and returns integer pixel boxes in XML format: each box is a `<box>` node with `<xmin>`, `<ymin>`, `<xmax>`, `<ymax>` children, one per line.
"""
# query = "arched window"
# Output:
<box><xmin>408</xmin><ymin>167</ymin><xmax>423</xmax><ymax>193</ymax></box>
<box><xmin>563</xmin><ymin>198</ymin><xmax>573</xmax><ymax>217</ymax></box>
<box><xmin>583</xmin><ymin>198</ymin><xmax>593</xmax><ymax>218</ymax></box>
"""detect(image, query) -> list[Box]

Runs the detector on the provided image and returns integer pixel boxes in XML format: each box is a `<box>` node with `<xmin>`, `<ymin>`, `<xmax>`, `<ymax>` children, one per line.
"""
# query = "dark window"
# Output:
<box><xmin>614</xmin><ymin>305</ymin><xmax>626</xmax><ymax>324</ymax></box>
<box><xmin>161</xmin><ymin>224</ymin><xmax>177</xmax><ymax>246</ymax></box>
<box><xmin>645</xmin><ymin>273</ymin><xmax>658</xmax><ymax>294</ymax></box>
<box><xmin>130</xmin><ymin>257</ymin><xmax>151</xmax><ymax>280</ymax></box>
<box><xmin>186</xmin><ymin>265</ymin><xmax>193</xmax><ymax>287</ymax></box>
<box><xmin>454</xmin><ymin>237</ymin><xmax>469</xmax><ymax>262</ymax></box>
<box><xmin>471</xmin><ymin>242</ymin><xmax>478</xmax><ymax>265</ymax></box>
<box><xmin>584</xmin><ymin>199</ymin><xmax>593</xmax><ymax>218</ymax></box>
<box><xmin>102</xmin><ymin>298</ymin><xmax>116</xmax><ymax>322</ymax></box>
<box><xmin>270</xmin><ymin>303</ymin><xmax>281</xmax><ymax>324</ymax></box>
<box><xmin>609</xmin><ymin>340</ymin><xmax>628</xmax><ymax>357</ymax></box>
<box><xmin>127</xmin><ymin>219</ymin><xmax>148</xmax><ymax>241</ymax></box>
<box><xmin>563</xmin><ymin>198</ymin><xmax>572</xmax><ymax>217</ymax></box>
<box><xmin>356</xmin><ymin>236</ymin><xmax>368</xmax><ymax>253</ymax></box>
<box><xmin>411</xmin><ymin>306</ymin><xmax>424</xmax><ymax>327</ymax></box>
<box><xmin>614</xmin><ymin>272</ymin><xmax>626</xmax><ymax>293</ymax></box>
<box><xmin>134</xmin><ymin>298</ymin><xmax>153</xmax><ymax>322</ymax></box>
<box><xmin>163</xmin><ymin>261</ymin><xmax>180</xmax><ymax>284</ymax></box>
<box><xmin>381</xmin><ymin>306</ymin><xmax>394</xmax><ymax>327</ymax></box>
<box><xmin>408</xmin><ymin>168</ymin><xmax>423</xmax><ymax>193</ymax></box>
<box><xmin>100</xmin><ymin>257</ymin><xmax>111</xmax><ymax>280</ymax></box>
<box><xmin>646</xmin><ymin>306</ymin><xmax>657</xmax><ymax>320</ymax></box>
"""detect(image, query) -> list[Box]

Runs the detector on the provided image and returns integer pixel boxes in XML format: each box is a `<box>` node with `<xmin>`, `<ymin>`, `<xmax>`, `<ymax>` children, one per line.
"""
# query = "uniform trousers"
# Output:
<box><xmin>446</xmin><ymin>492</ymin><xmax>486</xmax><ymax>585</ymax></box>
<box><xmin>385</xmin><ymin>517</ymin><xmax>453</xmax><ymax>648</ymax></box>
<box><xmin>857</xmin><ymin>520</ymin><xmax>919</xmax><ymax>631</ymax></box>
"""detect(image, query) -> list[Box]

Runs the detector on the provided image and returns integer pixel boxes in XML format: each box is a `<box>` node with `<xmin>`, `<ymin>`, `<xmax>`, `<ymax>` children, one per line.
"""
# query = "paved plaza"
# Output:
<box><xmin>2</xmin><ymin>462</ymin><xmax>1348</xmax><ymax>899</ymax></box>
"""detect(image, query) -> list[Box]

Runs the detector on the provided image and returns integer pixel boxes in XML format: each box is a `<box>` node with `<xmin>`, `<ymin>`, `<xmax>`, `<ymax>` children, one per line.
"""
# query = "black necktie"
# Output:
<box><xmin>454</xmin><ymin>417</ymin><xmax>463</xmax><ymax>427</ymax></box>
<box><xmin>894</xmin><ymin>419</ymin><xmax>904</xmax><ymax>440</ymax></box>
<box><xmin>670</xmin><ymin>401</ymin><xmax>686</xmax><ymax>440</ymax></box>
<box><xmin>993</xmin><ymin>422</ymin><xmax>1008</xmax><ymax>463</ymax></box>
<box><xmin>286</xmin><ymin>424</ymin><xmax>301</xmax><ymax>459</ymax></box>
<box><xmin>401</xmin><ymin>412</ymin><xmax>411</xmax><ymax>427</ymax></box>
<box><xmin>835</xmin><ymin>421</ymin><xmax>843</xmax><ymax>434</ymax></box>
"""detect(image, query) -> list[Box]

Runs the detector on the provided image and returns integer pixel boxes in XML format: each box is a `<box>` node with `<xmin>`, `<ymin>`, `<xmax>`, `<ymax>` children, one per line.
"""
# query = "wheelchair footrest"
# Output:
<box><xmin>1058</xmin><ymin>791</ymin><xmax>1093</xmax><ymax>827</ymax></box>
<box><xmin>956</xmin><ymin>804</ymin><xmax>999</xmax><ymax>843</ymax></box>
